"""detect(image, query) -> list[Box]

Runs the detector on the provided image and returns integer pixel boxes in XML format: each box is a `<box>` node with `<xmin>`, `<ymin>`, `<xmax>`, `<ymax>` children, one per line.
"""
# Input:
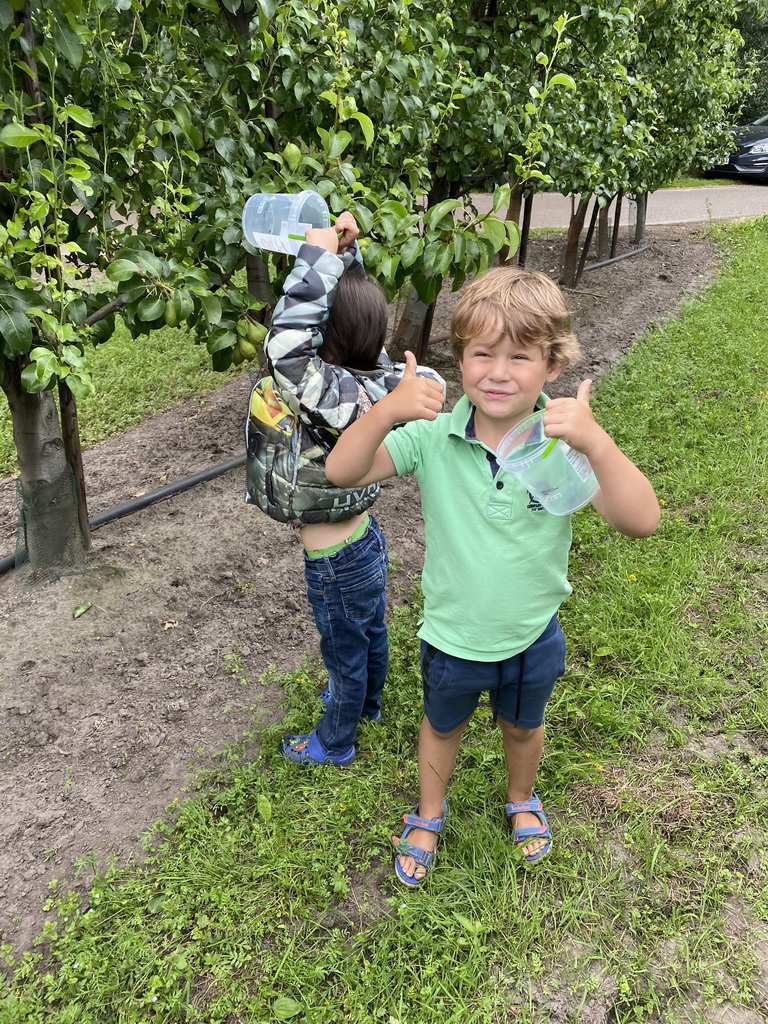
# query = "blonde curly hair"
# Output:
<box><xmin>450</xmin><ymin>265</ymin><xmax>581</xmax><ymax>369</ymax></box>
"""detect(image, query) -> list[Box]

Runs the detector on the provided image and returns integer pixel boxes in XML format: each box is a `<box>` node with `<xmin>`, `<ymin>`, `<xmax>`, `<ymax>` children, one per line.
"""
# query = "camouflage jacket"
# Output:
<box><xmin>245</xmin><ymin>242</ymin><xmax>444</xmax><ymax>526</ymax></box>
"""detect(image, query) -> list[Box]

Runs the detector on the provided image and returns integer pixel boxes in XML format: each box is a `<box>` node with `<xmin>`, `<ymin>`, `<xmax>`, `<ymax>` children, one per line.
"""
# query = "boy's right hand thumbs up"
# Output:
<box><xmin>388</xmin><ymin>350</ymin><xmax>444</xmax><ymax>423</ymax></box>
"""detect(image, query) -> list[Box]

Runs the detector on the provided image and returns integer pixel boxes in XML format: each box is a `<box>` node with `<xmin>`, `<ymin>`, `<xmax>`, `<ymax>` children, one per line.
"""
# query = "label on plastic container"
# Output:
<box><xmin>563</xmin><ymin>445</ymin><xmax>593</xmax><ymax>482</ymax></box>
<box><xmin>246</xmin><ymin>231</ymin><xmax>294</xmax><ymax>254</ymax></box>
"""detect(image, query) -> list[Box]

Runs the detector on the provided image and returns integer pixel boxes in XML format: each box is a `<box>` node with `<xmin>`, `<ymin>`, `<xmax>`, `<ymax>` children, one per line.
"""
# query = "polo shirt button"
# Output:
<box><xmin>496</xmin><ymin>481</ymin><xmax>504</xmax><ymax>490</ymax></box>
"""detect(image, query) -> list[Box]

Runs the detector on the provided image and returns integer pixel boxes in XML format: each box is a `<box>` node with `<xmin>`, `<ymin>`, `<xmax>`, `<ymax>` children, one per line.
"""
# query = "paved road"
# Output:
<box><xmin>473</xmin><ymin>184</ymin><xmax>768</xmax><ymax>229</ymax></box>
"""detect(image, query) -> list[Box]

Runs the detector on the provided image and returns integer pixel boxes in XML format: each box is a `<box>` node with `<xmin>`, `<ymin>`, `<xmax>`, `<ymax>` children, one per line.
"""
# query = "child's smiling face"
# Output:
<box><xmin>459</xmin><ymin>321</ymin><xmax>563</xmax><ymax>442</ymax></box>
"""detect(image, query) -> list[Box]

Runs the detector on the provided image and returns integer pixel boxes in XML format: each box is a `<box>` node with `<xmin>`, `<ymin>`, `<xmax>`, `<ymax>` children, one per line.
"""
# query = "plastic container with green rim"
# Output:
<box><xmin>242</xmin><ymin>190</ymin><xmax>330</xmax><ymax>256</ymax></box>
<box><xmin>496</xmin><ymin>410</ymin><xmax>599</xmax><ymax>515</ymax></box>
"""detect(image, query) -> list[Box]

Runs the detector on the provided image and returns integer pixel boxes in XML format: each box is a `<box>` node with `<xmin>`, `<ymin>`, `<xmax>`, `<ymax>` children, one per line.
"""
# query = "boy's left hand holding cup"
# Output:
<box><xmin>306</xmin><ymin>211</ymin><xmax>359</xmax><ymax>255</ymax></box>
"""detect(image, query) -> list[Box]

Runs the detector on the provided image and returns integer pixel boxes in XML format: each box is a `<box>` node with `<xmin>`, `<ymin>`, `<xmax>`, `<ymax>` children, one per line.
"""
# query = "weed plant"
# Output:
<box><xmin>2</xmin><ymin>219</ymin><xmax>768</xmax><ymax>1023</ymax></box>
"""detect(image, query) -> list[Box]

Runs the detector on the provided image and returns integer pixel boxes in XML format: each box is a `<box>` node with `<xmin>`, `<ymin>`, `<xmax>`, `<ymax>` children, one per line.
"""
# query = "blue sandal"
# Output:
<box><xmin>393</xmin><ymin>801</ymin><xmax>448</xmax><ymax>888</ymax></box>
<box><xmin>280</xmin><ymin>731</ymin><xmax>355</xmax><ymax>767</ymax></box>
<box><xmin>505</xmin><ymin>793</ymin><xmax>552</xmax><ymax>864</ymax></box>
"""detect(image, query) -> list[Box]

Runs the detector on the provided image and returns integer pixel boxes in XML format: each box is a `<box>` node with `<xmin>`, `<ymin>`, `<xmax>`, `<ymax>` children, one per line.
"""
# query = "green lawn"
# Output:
<box><xmin>2</xmin><ymin>218</ymin><xmax>768</xmax><ymax>1023</ymax></box>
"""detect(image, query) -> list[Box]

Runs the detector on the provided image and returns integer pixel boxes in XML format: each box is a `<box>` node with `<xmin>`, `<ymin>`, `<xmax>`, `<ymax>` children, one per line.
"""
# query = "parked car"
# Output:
<box><xmin>709</xmin><ymin>114</ymin><xmax>768</xmax><ymax>181</ymax></box>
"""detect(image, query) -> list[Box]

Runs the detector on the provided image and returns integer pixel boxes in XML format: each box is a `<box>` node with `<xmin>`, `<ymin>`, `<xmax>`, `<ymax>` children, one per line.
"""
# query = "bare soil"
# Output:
<box><xmin>0</xmin><ymin>224</ymin><xmax>718</xmax><ymax>957</ymax></box>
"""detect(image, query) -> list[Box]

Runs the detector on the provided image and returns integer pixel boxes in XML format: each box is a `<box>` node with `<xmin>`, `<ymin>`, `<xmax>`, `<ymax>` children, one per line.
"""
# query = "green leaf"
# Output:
<box><xmin>479</xmin><ymin>215</ymin><xmax>506</xmax><ymax>252</ymax></box>
<box><xmin>198</xmin><ymin>293</ymin><xmax>222</xmax><ymax>327</ymax></box>
<box><xmin>349</xmin><ymin>112</ymin><xmax>374</xmax><ymax>148</ymax></box>
<box><xmin>137</xmin><ymin>296</ymin><xmax>166</xmax><ymax>322</ymax></box>
<box><xmin>20</xmin><ymin>348</ymin><xmax>58</xmax><ymax>392</ymax></box>
<box><xmin>492</xmin><ymin>183</ymin><xmax>511</xmax><ymax>214</ymax></box>
<box><xmin>423</xmin><ymin>238</ymin><xmax>453</xmax><ymax>276</ymax></box>
<box><xmin>72</xmin><ymin>602</ymin><xmax>93</xmax><ymax>620</ymax></box>
<box><xmin>548</xmin><ymin>73</ymin><xmax>576</xmax><ymax>90</ymax></box>
<box><xmin>0</xmin><ymin>0</ymin><xmax>13</xmax><ymax>31</ymax></box>
<box><xmin>147</xmin><ymin>895</ymin><xmax>164</xmax><ymax>913</ymax></box>
<box><xmin>206</xmin><ymin>327</ymin><xmax>237</xmax><ymax>354</ymax></box>
<box><xmin>0</xmin><ymin>304</ymin><xmax>33</xmax><ymax>356</ymax></box>
<box><xmin>426</xmin><ymin>199</ymin><xmax>461</xmax><ymax>232</ymax></box>
<box><xmin>257</xmin><ymin>794</ymin><xmax>272</xmax><ymax>822</ymax></box>
<box><xmin>133</xmin><ymin>251</ymin><xmax>167</xmax><ymax>278</ymax></box>
<box><xmin>454</xmin><ymin>912</ymin><xmax>480</xmax><ymax>933</ymax></box>
<box><xmin>53</xmin><ymin>18</ymin><xmax>83</xmax><ymax>68</ymax></box>
<box><xmin>399</xmin><ymin>235</ymin><xmax>424</xmax><ymax>269</ymax></box>
<box><xmin>329</xmin><ymin>130</ymin><xmax>352</xmax><ymax>160</ymax></box>
<box><xmin>273</xmin><ymin>997</ymin><xmax>302</xmax><ymax>1020</ymax></box>
<box><xmin>173</xmin><ymin>289</ymin><xmax>195</xmax><ymax>321</ymax></box>
<box><xmin>106</xmin><ymin>259</ymin><xmax>143</xmax><ymax>282</ymax></box>
<box><xmin>60</xmin><ymin>105</ymin><xmax>94</xmax><ymax>127</ymax></box>
<box><xmin>0</xmin><ymin>123</ymin><xmax>43</xmax><ymax>148</ymax></box>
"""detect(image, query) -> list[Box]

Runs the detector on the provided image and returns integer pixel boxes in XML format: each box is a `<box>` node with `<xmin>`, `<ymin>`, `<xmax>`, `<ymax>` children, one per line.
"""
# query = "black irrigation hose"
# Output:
<box><xmin>583</xmin><ymin>245</ymin><xmax>649</xmax><ymax>271</ymax></box>
<box><xmin>0</xmin><ymin>453</ymin><xmax>247</xmax><ymax>578</ymax></box>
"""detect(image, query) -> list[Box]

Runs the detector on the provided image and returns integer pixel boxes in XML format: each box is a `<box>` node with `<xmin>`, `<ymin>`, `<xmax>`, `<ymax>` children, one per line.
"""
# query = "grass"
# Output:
<box><xmin>665</xmin><ymin>174</ymin><xmax>740</xmax><ymax>188</ymax></box>
<box><xmin>0</xmin><ymin>322</ymin><xmax>242</xmax><ymax>479</ymax></box>
<box><xmin>2</xmin><ymin>218</ymin><xmax>768</xmax><ymax>1023</ymax></box>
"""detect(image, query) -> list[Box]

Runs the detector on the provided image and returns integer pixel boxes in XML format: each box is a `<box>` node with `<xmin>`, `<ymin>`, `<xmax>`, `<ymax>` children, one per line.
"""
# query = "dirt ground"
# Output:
<box><xmin>0</xmin><ymin>223</ymin><xmax>719</xmax><ymax>958</ymax></box>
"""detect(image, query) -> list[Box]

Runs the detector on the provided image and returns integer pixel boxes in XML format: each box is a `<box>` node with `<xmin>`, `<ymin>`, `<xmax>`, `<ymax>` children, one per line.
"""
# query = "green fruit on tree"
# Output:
<box><xmin>239</xmin><ymin>339</ymin><xmax>257</xmax><ymax>360</ymax></box>
<box><xmin>283</xmin><ymin>142</ymin><xmax>302</xmax><ymax>172</ymax></box>
<box><xmin>246</xmin><ymin>321</ymin><xmax>267</xmax><ymax>346</ymax></box>
<box><xmin>236</xmin><ymin>320</ymin><xmax>248</xmax><ymax>337</ymax></box>
<box><xmin>231</xmin><ymin>344</ymin><xmax>245</xmax><ymax>365</ymax></box>
<box><xmin>163</xmin><ymin>304</ymin><xmax>178</xmax><ymax>328</ymax></box>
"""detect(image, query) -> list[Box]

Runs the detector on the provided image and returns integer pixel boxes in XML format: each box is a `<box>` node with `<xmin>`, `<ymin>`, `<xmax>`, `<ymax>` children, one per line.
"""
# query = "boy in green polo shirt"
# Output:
<box><xmin>326</xmin><ymin>266</ymin><xmax>659</xmax><ymax>887</ymax></box>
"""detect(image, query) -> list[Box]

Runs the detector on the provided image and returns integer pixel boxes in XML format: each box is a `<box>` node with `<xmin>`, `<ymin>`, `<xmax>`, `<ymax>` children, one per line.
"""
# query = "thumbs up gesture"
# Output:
<box><xmin>385</xmin><ymin>350</ymin><xmax>445</xmax><ymax>424</ymax></box>
<box><xmin>542</xmin><ymin>379</ymin><xmax>602</xmax><ymax>456</ymax></box>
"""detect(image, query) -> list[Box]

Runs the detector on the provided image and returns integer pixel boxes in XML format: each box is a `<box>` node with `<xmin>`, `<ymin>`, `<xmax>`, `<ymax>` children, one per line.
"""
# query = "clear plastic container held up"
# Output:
<box><xmin>242</xmin><ymin>190</ymin><xmax>331</xmax><ymax>256</ymax></box>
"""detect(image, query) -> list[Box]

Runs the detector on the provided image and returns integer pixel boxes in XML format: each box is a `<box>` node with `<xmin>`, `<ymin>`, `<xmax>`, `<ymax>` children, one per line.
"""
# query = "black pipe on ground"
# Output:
<box><xmin>583</xmin><ymin>245</ymin><xmax>649</xmax><ymax>272</ymax></box>
<box><xmin>0</xmin><ymin>453</ymin><xmax>247</xmax><ymax>578</ymax></box>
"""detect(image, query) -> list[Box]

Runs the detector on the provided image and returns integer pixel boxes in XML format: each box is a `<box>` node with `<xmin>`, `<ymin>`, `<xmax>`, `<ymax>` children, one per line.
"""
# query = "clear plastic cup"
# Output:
<box><xmin>242</xmin><ymin>190</ymin><xmax>331</xmax><ymax>256</ymax></box>
<box><xmin>497</xmin><ymin>410</ymin><xmax>599</xmax><ymax>516</ymax></box>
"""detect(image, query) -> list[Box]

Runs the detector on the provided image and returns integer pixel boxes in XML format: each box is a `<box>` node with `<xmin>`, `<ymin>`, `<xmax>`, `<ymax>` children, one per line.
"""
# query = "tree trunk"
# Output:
<box><xmin>390</xmin><ymin>288</ymin><xmax>432</xmax><ymax>362</ymax></box>
<box><xmin>58</xmin><ymin>380</ymin><xmax>91</xmax><ymax>550</ymax></box>
<box><xmin>500</xmin><ymin>179</ymin><xmax>524</xmax><ymax>265</ymax></box>
<box><xmin>517</xmin><ymin>193</ymin><xmax>534</xmax><ymax>268</ymax></box>
<box><xmin>559</xmin><ymin>195</ymin><xmax>592</xmax><ymax>289</ymax></box>
<box><xmin>634</xmin><ymin>193</ymin><xmax>648</xmax><ymax>245</ymax></box>
<box><xmin>1</xmin><ymin>359</ymin><xmax>86</xmax><ymax>572</ymax></box>
<box><xmin>246</xmin><ymin>252</ymin><xmax>271</xmax><ymax>311</ymax></box>
<box><xmin>597</xmin><ymin>205</ymin><xmax>610</xmax><ymax>261</ymax></box>
<box><xmin>611</xmin><ymin>190</ymin><xmax>623</xmax><ymax>258</ymax></box>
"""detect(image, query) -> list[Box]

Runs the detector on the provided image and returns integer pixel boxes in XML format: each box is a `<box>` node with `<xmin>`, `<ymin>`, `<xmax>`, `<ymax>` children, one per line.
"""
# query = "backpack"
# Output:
<box><xmin>244</xmin><ymin>376</ymin><xmax>379</xmax><ymax>526</ymax></box>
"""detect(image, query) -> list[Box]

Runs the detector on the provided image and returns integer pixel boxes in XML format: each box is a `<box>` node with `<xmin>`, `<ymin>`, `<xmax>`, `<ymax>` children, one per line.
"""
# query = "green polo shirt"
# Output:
<box><xmin>384</xmin><ymin>394</ymin><xmax>573</xmax><ymax>661</ymax></box>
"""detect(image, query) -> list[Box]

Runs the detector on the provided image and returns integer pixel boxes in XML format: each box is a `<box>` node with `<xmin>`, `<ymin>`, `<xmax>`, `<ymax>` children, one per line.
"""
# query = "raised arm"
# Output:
<box><xmin>326</xmin><ymin>351</ymin><xmax>445</xmax><ymax>487</ymax></box>
<box><xmin>543</xmin><ymin>380</ymin><xmax>660</xmax><ymax>537</ymax></box>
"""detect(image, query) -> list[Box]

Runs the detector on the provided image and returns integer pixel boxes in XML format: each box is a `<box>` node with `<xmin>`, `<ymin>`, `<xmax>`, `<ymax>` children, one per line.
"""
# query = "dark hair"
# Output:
<box><xmin>319</xmin><ymin>272</ymin><xmax>387</xmax><ymax>370</ymax></box>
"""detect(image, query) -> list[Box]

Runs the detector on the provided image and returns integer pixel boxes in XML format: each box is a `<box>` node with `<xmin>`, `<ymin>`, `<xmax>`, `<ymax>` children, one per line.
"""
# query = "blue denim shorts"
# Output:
<box><xmin>420</xmin><ymin>616</ymin><xmax>566</xmax><ymax>732</ymax></box>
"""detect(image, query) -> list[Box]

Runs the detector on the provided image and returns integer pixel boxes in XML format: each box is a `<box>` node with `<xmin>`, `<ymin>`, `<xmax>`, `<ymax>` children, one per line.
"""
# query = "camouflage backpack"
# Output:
<box><xmin>244</xmin><ymin>376</ymin><xmax>379</xmax><ymax>526</ymax></box>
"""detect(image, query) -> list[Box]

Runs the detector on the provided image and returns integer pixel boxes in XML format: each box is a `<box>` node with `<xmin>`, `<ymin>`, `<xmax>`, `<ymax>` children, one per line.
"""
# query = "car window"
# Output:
<box><xmin>751</xmin><ymin>114</ymin><xmax>768</xmax><ymax>126</ymax></box>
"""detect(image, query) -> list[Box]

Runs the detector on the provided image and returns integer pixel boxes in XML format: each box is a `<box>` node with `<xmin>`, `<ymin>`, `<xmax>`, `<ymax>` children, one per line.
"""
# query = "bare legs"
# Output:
<box><xmin>394</xmin><ymin>715</ymin><xmax>547</xmax><ymax>882</ymax></box>
<box><xmin>499</xmin><ymin>720</ymin><xmax>548</xmax><ymax>858</ymax></box>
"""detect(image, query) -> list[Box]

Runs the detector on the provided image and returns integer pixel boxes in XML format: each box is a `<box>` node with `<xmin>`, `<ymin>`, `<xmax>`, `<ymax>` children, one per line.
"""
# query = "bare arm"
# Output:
<box><xmin>326</xmin><ymin>351</ymin><xmax>445</xmax><ymax>487</ymax></box>
<box><xmin>543</xmin><ymin>380</ymin><xmax>660</xmax><ymax>537</ymax></box>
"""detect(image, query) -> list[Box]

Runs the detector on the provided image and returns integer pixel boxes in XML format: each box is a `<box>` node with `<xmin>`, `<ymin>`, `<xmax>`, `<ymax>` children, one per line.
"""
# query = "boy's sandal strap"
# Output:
<box><xmin>402</xmin><ymin>810</ymin><xmax>446</xmax><ymax>834</ymax></box>
<box><xmin>393</xmin><ymin>838</ymin><xmax>435</xmax><ymax>868</ymax></box>
<box><xmin>504</xmin><ymin>794</ymin><xmax>544</xmax><ymax>816</ymax></box>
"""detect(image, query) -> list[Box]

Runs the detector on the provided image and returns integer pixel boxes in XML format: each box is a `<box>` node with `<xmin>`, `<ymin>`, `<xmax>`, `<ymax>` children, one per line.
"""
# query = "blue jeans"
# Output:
<box><xmin>304</xmin><ymin>515</ymin><xmax>389</xmax><ymax>756</ymax></box>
